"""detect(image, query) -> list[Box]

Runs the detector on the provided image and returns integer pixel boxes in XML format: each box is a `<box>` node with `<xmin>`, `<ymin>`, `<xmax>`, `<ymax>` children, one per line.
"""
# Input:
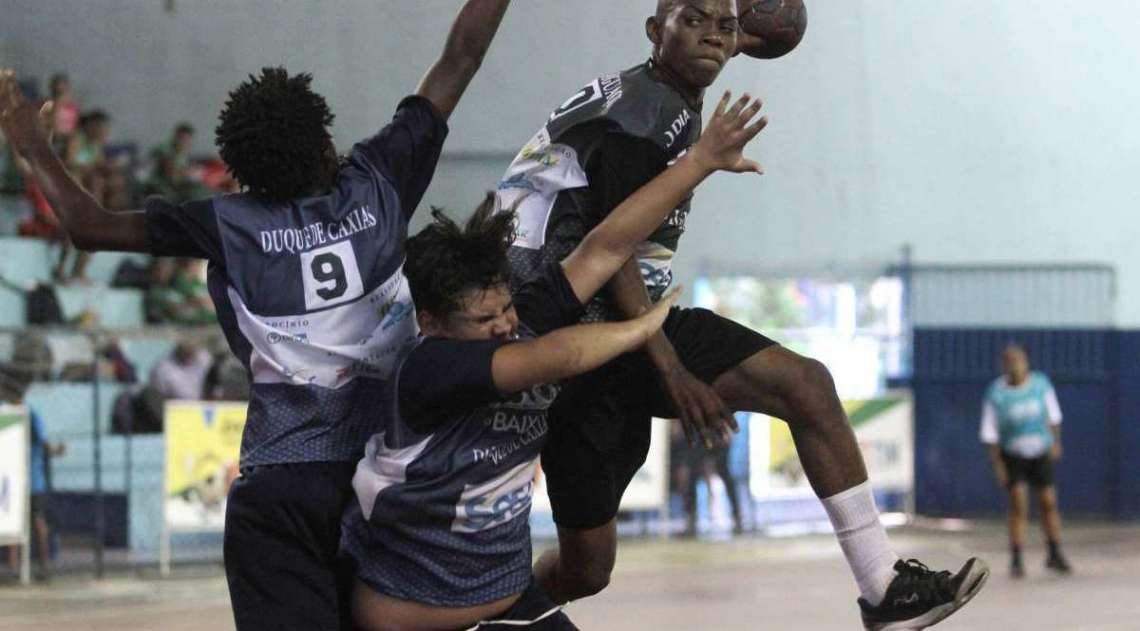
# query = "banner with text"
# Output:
<box><xmin>749</xmin><ymin>393</ymin><xmax>914</xmax><ymax>499</ymax></box>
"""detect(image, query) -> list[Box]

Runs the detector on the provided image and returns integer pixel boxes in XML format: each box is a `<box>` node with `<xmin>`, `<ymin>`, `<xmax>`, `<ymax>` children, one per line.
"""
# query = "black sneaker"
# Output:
<box><xmin>858</xmin><ymin>558</ymin><xmax>990</xmax><ymax>630</ymax></box>
<box><xmin>1046</xmin><ymin>553</ymin><xmax>1072</xmax><ymax>575</ymax></box>
<box><xmin>1011</xmin><ymin>557</ymin><xmax>1025</xmax><ymax>579</ymax></box>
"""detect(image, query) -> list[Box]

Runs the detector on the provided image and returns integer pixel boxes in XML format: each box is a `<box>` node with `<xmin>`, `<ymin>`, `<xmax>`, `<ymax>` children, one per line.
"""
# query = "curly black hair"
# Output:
<box><xmin>405</xmin><ymin>193</ymin><xmax>517</xmax><ymax>320</ymax></box>
<box><xmin>215</xmin><ymin>67</ymin><xmax>335</xmax><ymax>204</ymax></box>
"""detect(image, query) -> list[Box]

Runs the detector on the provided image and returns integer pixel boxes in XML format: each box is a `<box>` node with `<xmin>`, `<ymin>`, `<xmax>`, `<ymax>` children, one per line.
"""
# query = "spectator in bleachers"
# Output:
<box><xmin>144</xmin><ymin>122</ymin><xmax>207</xmax><ymax>204</ymax></box>
<box><xmin>48</xmin><ymin>74</ymin><xmax>79</xmax><ymax>150</ymax></box>
<box><xmin>146</xmin><ymin>258</ymin><xmax>215</xmax><ymax>325</ymax></box>
<box><xmin>149</xmin><ymin>340</ymin><xmax>211</xmax><ymax>403</ymax></box>
<box><xmin>204</xmin><ymin>343</ymin><xmax>250</xmax><ymax>402</ymax></box>
<box><xmin>2</xmin><ymin>365</ymin><xmax>65</xmax><ymax>580</ymax></box>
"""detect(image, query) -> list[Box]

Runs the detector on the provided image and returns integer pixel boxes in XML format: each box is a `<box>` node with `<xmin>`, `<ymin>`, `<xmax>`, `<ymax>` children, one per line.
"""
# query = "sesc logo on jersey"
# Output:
<box><xmin>452</xmin><ymin>458</ymin><xmax>538</xmax><ymax>533</ymax></box>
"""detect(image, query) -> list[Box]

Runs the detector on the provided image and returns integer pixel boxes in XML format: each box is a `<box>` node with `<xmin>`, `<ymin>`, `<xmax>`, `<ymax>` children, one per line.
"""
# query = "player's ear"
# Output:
<box><xmin>646</xmin><ymin>16</ymin><xmax>663</xmax><ymax>47</ymax></box>
<box><xmin>417</xmin><ymin>311</ymin><xmax>439</xmax><ymax>336</ymax></box>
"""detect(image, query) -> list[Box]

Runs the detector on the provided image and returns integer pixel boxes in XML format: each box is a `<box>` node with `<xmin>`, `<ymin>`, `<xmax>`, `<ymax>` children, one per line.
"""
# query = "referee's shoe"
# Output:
<box><xmin>858</xmin><ymin>558</ymin><xmax>989</xmax><ymax>630</ymax></box>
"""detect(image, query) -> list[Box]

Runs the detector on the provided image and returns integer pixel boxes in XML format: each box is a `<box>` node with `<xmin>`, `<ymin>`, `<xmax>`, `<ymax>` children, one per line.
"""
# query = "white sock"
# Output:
<box><xmin>821</xmin><ymin>481</ymin><xmax>899</xmax><ymax>606</ymax></box>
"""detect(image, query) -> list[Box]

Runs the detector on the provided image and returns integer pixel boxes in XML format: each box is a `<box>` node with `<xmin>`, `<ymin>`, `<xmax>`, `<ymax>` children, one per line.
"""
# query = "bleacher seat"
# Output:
<box><xmin>0</xmin><ymin>236</ymin><xmax>54</xmax><ymax>286</ymax></box>
<box><xmin>86</xmin><ymin>251</ymin><xmax>149</xmax><ymax>284</ymax></box>
<box><xmin>25</xmin><ymin>381</ymin><xmax>131</xmax><ymax>437</ymax></box>
<box><xmin>0</xmin><ymin>286</ymin><xmax>24</xmax><ymax>328</ymax></box>
<box><xmin>121</xmin><ymin>337</ymin><xmax>175</xmax><ymax>379</ymax></box>
<box><xmin>55</xmin><ymin>285</ymin><xmax>145</xmax><ymax>328</ymax></box>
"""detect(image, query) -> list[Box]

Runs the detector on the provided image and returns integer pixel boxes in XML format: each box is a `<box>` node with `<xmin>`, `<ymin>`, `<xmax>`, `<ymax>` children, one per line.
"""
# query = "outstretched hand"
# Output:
<box><xmin>690</xmin><ymin>91</ymin><xmax>767</xmax><ymax>175</ymax></box>
<box><xmin>0</xmin><ymin>69</ymin><xmax>54</xmax><ymax>156</ymax></box>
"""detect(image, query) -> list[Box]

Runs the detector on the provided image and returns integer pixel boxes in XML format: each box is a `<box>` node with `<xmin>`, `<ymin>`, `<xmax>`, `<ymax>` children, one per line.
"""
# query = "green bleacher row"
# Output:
<box><xmin>0</xmin><ymin>232</ymin><xmax>151</xmax><ymax>328</ymax></box>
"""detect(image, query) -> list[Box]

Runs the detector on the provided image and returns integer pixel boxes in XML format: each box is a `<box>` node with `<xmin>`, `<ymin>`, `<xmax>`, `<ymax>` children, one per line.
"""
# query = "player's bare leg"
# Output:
<box><xmin>534</xmin><ymin>521</ymin><xmax>618</xmax><ymax>604</ymax></box>
<box><xmin>1038</xmin><ymin>485</ymin><xmax>1072</xmax><ymax>573</ymax></box>
<box><xmin>1008</xmin><ymin>484</ymin><xmax>1029</xmax><ymax>577</ymax></box>
<box><xmin>713</xmin><ymin>345</ymin><xmax>988</xmax><ymax>629</ymax></box>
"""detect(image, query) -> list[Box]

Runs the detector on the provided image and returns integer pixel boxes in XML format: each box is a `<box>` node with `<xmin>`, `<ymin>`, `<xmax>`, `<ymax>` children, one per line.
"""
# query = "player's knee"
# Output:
<box><xmin>562</xmin><ymin>564</ymin><xmax>612</xmax><ymax>599</ymax></box>
<box><xmin>785</xmin><ymin>357</ymin><xmax>840</xmax><ymax>421</ymax></box>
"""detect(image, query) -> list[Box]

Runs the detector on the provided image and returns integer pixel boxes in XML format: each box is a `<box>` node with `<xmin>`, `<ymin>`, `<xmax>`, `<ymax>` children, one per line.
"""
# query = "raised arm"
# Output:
<box><xmin>491</xmin><ymin>289</ymin><xmax>679</xmax><ymax>393</ymax></box>
<box><xmin>415</xmin><ymin>0</ymin><xmax>511</xmax><ymax>120</ymax></box>
<box><xmin>559</xmin><ymin>92</ymin><xmax>766</xmax><ymax>304</ymax></box>
<box><xmin>0</xmin><ymin>70</ymin><xmax>148</xmax><ymax>252</ymax></box>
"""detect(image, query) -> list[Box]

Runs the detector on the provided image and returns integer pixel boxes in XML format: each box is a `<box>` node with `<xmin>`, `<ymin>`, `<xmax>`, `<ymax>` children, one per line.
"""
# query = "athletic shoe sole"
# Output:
<box><xmin>864</xmin><ymin>559</ymin><xmax>990</xmax><ymax>631</ymax></box>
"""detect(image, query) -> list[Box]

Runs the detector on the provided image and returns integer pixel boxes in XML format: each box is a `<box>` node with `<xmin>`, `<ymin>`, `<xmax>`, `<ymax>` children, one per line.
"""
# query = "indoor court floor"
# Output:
<box><xmin>2</xmin><ymin>521</ymin><xmax>1138</xmax><ymax>630</ymax></box>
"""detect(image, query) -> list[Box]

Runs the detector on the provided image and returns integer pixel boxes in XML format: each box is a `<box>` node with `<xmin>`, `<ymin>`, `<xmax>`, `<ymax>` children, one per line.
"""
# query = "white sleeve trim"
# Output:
<box><xmin>1045</xmin><ymin>386</ymin><xmax>1063</xmax><ymax>425</ymax></box>
<box><xmin>979</xmin><ymin>399</ymin><xmax>1000</xmax><ymax>444</ymax></box>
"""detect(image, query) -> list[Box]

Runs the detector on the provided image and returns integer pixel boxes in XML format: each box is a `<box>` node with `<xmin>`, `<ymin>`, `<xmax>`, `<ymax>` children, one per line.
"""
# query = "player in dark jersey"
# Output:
<box><xmin>0</xmin><ymin>2</ymin><xmax>511</xmax><ymax>629</ymax></box>
<box><xmin>497</xmin><ymin>1</ymin><xmax>988</xmax><ymax>629</ymax></box>
<box><xmin>342</xmin><ymin>91</ymin><xmax>768</xmax><ymax>631</ymax></box>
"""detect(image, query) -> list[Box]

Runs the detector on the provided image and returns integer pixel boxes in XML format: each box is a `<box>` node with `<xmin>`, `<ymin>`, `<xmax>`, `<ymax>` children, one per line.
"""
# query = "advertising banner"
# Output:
<box><xmin>164</xmin><ymin>401</ymin><xmax>245</xmax><ymax>532</ymax></box>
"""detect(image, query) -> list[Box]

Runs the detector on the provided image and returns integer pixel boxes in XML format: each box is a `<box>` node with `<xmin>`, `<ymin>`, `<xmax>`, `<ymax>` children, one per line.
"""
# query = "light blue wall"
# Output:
<box><xmin>5</xmin><ymin>1</ymin><xmax>1140</xmax><ymax>323</ymax></box>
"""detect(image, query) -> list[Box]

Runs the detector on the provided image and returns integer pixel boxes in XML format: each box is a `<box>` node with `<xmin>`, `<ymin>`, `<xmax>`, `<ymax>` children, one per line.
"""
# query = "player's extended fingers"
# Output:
<box><xmin>725</xmin><ymin>93</ymin><xmax>751</xmax><ymax>121</ymax></box>
<box><xmin>743</xmin><ymin>115</ymin><xmax>769</xmax><ymax>142</ymax></box>
<box><xmin>713</xmin><ymin>90</ymin><xmax>732</xmax><ymax>120</ymax></box>
<box><xmin>736</xmin><ymin>99</ymin><xmax>764</xmax><ymax>129</ymax></box>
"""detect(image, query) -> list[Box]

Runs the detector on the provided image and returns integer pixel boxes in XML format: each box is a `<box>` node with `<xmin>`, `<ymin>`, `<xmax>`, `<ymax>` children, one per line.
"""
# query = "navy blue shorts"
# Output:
<box><xmin>224</xmin><ymin>461</ymin><xmax>357</xmax><ymax>631</ymax></box>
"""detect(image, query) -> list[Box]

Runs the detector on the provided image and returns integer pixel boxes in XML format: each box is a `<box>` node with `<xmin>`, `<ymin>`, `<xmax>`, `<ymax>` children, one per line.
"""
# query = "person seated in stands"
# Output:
<box><xmin>48</xmin><ymin>74</ymin><xmax>79</xmax><ymax>151</ymax></box>
<box><xmin>146</xmin><ymin>258</ymin><xmax>215</xmax><ymax>325</ymax></box>
<box><xmin>145</xmin><ymin>122</ymin><xmax>207</xmax><ymax>203</ymax></box>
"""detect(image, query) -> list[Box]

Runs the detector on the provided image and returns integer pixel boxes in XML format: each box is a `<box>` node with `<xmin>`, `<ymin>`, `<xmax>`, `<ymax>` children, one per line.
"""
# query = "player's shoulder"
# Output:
<box><xmin>985</xmin><ymin>376</ymin><xmax>1006</xmax><ymax>397</ymax></box>
<box><xmin>1030</xmin><ymin>371</ymin><xmax>1054</xmax><ymax>388</ymax></box>
<box><xmin>546</xmin><ymin>61</ymin><xmax>695</xmax><ymax>149</ymax></box>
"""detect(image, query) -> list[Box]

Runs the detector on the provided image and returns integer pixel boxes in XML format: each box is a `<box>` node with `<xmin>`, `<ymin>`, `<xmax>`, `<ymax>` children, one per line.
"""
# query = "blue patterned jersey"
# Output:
<box><xmin>145</xmin><ymin>96</ymin><xmax>448</xmax><ymax>466</ymax></box>
<box><xmin>341</xmin><ymin>263</ymin><xmax>583</xmax><ymax>607</ymax></box>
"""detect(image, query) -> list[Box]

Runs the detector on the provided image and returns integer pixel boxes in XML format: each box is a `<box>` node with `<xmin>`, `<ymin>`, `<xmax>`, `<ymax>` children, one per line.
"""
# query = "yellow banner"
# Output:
<box><xmin>164</xmin><ymin>402</ymin><xmax>246</xmax><ymax>531</ymax></box>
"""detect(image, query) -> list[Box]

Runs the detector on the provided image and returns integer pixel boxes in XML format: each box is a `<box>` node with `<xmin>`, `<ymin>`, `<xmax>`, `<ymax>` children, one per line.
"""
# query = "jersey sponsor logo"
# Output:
<box><xmin>498</xmin><ymin>383</ymin><xmax>559</xmax><ymax>411</ymax></box>
<box><xmin>665</xmin><ymin>109</ymin><xmax>693</xmax><ymax>148</ymax></box>
<box><xmin>266</xmin><ymin>331</ymin><xmax>309</xmax><ymax>345</ymax></box>
<box><xmin>452</xmin><ymin>459</ymin><xmax>538</xmax><ymax>533</ymax></box>
<box><xmin>380</xmin><ymin>301</ymin><xmax>413</xmax><ymax>331</ymax></box>
<box><xmin>259</xmin><ymin>205</ymin><xmax>378</xmax><ymax>255</ymax></box>
<box><xmin>233</xmin><ymin>266</ymin><xmax>417</xmax><ymax>388</ymax></box>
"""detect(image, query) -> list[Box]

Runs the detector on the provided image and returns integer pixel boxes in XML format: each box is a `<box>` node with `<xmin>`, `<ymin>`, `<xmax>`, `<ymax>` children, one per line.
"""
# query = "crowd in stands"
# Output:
<box><xmin>1</xmin><ymin>74</ymin><xmax>245</xmax><ymax>578</ymax></box>
<box><xmin>1</xmin><ymin>70</ymin><xmax>233</xmax><ymax>326</ymax></box>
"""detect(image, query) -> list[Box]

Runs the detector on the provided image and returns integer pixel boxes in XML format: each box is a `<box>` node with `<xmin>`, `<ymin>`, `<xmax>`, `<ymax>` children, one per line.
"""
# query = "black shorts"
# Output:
<box><xmin>29</xmin><ymin>493</ymin><xmax>50</xmax><ymax>520</ymax></box>
<box><xmin>543</xmin><ymin>307</ymin><xmax>776</xmax><ymax>529</ymax></box>
<box><xmin>224</xmin><ymin>461</ymin><xmax>356</xmax><ymax>631</ymax></box>
<box><xmin>1001</xmin><ymin>452</ymin><xmax>1054</xmax><ymax>488</ymax></box>
<box><xmin>474</xmin><ymin>581</ymin><xmax>578</xmax><ymax>630</ymax></box>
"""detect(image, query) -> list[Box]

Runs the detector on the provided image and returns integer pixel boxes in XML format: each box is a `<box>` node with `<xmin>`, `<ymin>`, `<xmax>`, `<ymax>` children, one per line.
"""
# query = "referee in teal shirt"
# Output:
<box><xmin>980</xmin><ymin>343</ymin><xmax>1072</xmax><ymax>578</ymax></box>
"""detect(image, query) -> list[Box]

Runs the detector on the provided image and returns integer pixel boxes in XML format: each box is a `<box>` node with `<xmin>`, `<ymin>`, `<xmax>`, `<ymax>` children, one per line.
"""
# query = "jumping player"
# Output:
<box><xmin>981</xmin><ymin>343</ymin><xmax>1072</xmax><ymax>578</ymax></box>
<box><xmin>0</xmin><ymin>1</ymin><xmax>512</xmax><ymax>628</ymax></box>
<box><xmin>342</xmin><ymin>91</ymin><xmax>768</xmax><ymax>631</ymax></box>
<box><xmin>496</xmin><ymin>1</ymin><xmax>988</xmax><ymax>628</ymax></box>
